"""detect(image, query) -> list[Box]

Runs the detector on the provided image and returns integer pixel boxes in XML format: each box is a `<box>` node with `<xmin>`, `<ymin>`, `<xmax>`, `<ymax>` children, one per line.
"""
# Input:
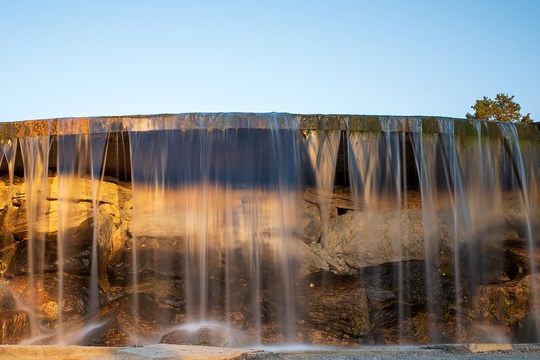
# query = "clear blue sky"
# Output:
<box><xmin>1</xmin><ymin>0</ymin><xmax>539</xmax><ymax>122</ymax></box>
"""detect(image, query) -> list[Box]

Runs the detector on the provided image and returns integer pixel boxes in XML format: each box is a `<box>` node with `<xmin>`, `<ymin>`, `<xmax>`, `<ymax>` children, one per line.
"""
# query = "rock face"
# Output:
<box><xmin>0</xmin><ymin>173</ymin><xmax>539</xmax><ymax>346</ymax></box>
<box><xmin>299</xmin><ymin>183</ymin><xmax>540</xmax><ymax>344</ymax></box>
<box><xmin>0</xmin><ymin>288</ymin><xmax>31</xmax><ymax>344</ymax></box>
<box><xmin>0</xmin><ymin>176</ymin><xmax>133</xmax><ymax>344</ymax></box>
<box><xmin>321</xmin><ymin>208</ymin><xmax>425</xmax><ymax>271</ymax></box>
<box><xmin>296</xmin><ymin>272</ymin><xmax>370</xmax><ymax>344</ymax></box>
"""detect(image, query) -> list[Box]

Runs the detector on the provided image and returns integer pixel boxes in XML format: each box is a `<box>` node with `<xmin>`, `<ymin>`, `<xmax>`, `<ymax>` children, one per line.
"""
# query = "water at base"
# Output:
<box><xmin>0</xmin><ymin>114</ymin><xmax>538</xmax><ymax>346</ymax></box>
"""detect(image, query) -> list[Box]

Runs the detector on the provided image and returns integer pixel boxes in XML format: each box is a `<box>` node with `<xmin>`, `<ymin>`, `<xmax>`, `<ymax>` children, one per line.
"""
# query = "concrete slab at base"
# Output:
<box><xmin>0</xmin><ymin>345</ymin><xmax>266</xmax><ymax>360</ymax></box>
<box><xmin>467</xmin><ymin>343</ymin><xmax>513</xmax><ymax>353</ymax></box>
<box><xmin>2</xmin><ymin>344</ymin><xmax>540</xmax><ymax>359</ymax></box>
<box><xmin>116</xmin><ymin>344</ymin><xmax>265</xmax><ymax>359</ymax></box>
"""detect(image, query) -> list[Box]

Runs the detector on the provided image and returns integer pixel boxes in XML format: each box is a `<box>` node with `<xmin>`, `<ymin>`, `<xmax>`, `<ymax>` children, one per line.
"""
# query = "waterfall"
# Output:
<box><xmin>0</xmin><ymin>114</ymin><xmax>538</xmax><ymax>346</ymax></box>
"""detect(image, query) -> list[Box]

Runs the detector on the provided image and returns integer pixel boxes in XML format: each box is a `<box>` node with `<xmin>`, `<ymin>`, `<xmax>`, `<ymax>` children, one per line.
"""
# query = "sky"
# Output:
<box><xmin>1</xmin><ymin>0</ymin><xmax>539</xmax><ymax>122</ymax></box>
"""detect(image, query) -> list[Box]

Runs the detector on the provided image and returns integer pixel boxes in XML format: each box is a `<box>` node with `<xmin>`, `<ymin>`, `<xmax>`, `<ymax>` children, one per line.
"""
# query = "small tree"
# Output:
<box><xmin>466</xmin><ymin>93</ymin><xmax>533</xmax><ymax>123</ymax></box>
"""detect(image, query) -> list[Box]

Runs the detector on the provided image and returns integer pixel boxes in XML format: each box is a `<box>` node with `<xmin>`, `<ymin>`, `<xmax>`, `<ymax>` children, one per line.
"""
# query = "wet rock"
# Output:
<box><xmin>63</xmin><ymin>219</ymin><xmax>93</xmax><ymax>275</ymax></box>
<box><xmin>298</xmin><ymin>242</ymin><xmax>330</xmax><ymax>276</ymax></box>
<box><xmin>515</xmin><ymin>313</ymin><xmax>540</xmax><ymax>343</ymax></box>
<box><xmin>11</xmin><ymin>175</ymin><xmax>23</xmax><ymax>185</ymax></box>
<box><xmin>468</xmin><ymin>273</ymin><xmax>540</xmax><ymax>341</ymax></box>
<box><xmin>303</xmin><ymin>186</ymin><xmax>357</xmax><ymax>215</ymax></box>
<box><xmin>96</xmin><ymin>204</ymin><xmax>116</xmax><ymax>278</ymax></box>
<box><xmin>0</xmin><ymin>202</ymin><xmax>13</xmax><ymax>246</ymax></box>
<box><xmin>447</xmin><ymin>207</ymin><xmax>540</xmax><ymax>286</ymax></box>
<box><xmin>370</xmin><ymin>306</ymin><xmax>429</xmax><ymax>344</ymax></box>
<box><xmin>365</xmin><ymin>287</ymin><xmax>396</xmax><ymax>305</ymax></box>
<box><xmin>159</xmin><ymin>294</ymin><xmax>185</xmax><ymax>308</ymax></box>
<box><xmin>321</xmin><ymin>209</ymin><xmax>425</xmax><ymax>272</ymax></box>
<box><xmin>0</xmin><ymin>310</ymin><xmax>31</xmax><ymax>344</ymax></box>
<box><xmin>98</xmin><ymin>203</ymin><xmax>121</xmax><ymax>227</ymax></box>
<box><xmin>160</xmin><ymin>326</ymin><xmax>237</xmax><ymax>347</ymax></box>
<box><xmin>7</xmin><ymin>273</ymin><xmax>89</xmax><ymax>326</ymax></box>
<box><xmin>300</xmin><ymin>210</ymin><xmax>321</xmax><ymax>244</ymax></box>
<box><xmin>163</xmin><ymin>310</ymin><xmax>251</xmax><ymax>346</ymax></box>
<box><xmin>81</xmin><ymin>293</ymin><xmax>173</xmax><ymax>346</ymax></box>
<box><xmin>99</xmin><ymin>328</ymin><xmax>131</xmax><ymax>347</ymax></box>
<box><xmin>9</xmin><ymin>198</ymin><xmax>90</xmax><ymax>244</ymax></box>
<box><xmin>112</xmin><ymin>221</ymin><xmax>130</xmax><ymax>254</ymax></box>
<box><xmin>125</xmin><ymin>279</ymin><xmax>185</xmax><ymax>310</ymax></box>
<box><xmin>5</xmin><ymin>176</ymin><xmax>128</xmax><ymax>246</ymax></box>
<box><xmin>4</xmin><ymin>215</ymin><xmax>113</xmax><ymax>278</ymax></box>
<box><xmin>358</xmin><ymin>260</ymin><xmax>452</xmax><ymax>307</ymax></box>
<box><xmin>503</xmin><ymin>240</ymin><xmax>540</xmax><ymax>280</ymax></box>
<box><xmin>5</xmin><ymin>235</ymin><xmax>59</xmax><ymax>276</ymax></box>
<box><xmin>0</xmin><ymin>288</ymin><xmax>16</xmax><ymax>309</ymax></box>
<box><xmin>107</xmin><ymin>236</ymin><xmax>186</xmax><ymax>285</ymax></box>
<box><xmin>0</xmin><ymin>244</ymin><xmax>16</xmax><ymax>278</ymax></box>
<box><xmin>2</xmin><ymin>171</ymin><xmax>539</xmax><ymax>347</ymax></box>
<box><xmin>47</xmin><ymin>177</ymin><xmax>131</xmax><ymax>210</ymax></box>
<box><xmin>297</xmin><ymin>272</ymin><xmax>370</xmax><ymax>344</ymax></box>
<box><xmin>459</xmin><ymin>242</ymin><xmax>511</xmax><ymax>286</ymax></box>
<box><xmin>120</xmin><ymin>198</ymin><xmax>133</xmax><ymax>221</ymax></box>
<box><xmin>364</xmin><ymin>307</ymin><xmax>500</xmax><ymax>344</ymax></box>
<box><xmin>0</xmin><ymin>288</ymin><xmax>31</xmax><ymax>345</ymax></box>
<box><xmin>0</xmin><ymin>181</ymin><xmax>12</xmax><ymax>208</ymax></box>
<box><xmin>353</xmin><ymin>260</ymin><xmax>459</xmax><ymax>344</ymax></box>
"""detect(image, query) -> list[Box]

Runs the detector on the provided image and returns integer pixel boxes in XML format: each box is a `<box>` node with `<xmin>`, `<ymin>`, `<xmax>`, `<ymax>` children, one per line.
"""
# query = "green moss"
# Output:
<box><xmin>347</xmin><ymin>116</ymin><xmax>383</xmax><ymax>132</ymax></box>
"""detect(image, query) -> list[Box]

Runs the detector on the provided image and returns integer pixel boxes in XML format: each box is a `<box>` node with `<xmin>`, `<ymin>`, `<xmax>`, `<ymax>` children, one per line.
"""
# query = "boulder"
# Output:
<box><xmin>300</xmin><ymin>210</ymin><xmax>321</xmax><ymax>244</ymax></box>
<box><xmin>297</xmin><ymin>242</ymin><xmax>330</xmax><ymax>276</ymax></box>
<box><xmin>107</xmin><ymin>236</ymin><xmax>187</xmax><ymax>285</ymax></box>
<box><xmin>160</xmin><ymin>311</ymin><xmax>252</xmax><ymax>347</ymax></box>
<box><xmin>468</xmin><ymin>273</ymin><xmax>540</xmax><ymax>342</ymax></box>
<box><xmin>7</xmin><ymin>273</ymin><xmax>89</xmax><ymax>326</ymax></box>
<box><xmin>0</xmin><ymin>287</ymin><xmax>16</xmax><ymax>309</ymax></box>
<box><xmin>356</xmin><ymin>260</ymin><xmax>456</xmax><ymax>344</ymax></box>
<box><xmin>297</xmin><ymin>272</ymin><xmax>370</xmax><ymax>344</ymax></box>
<box><xmin>47</xmin><ymin>176</ymin><xmax>132</xmax><ymax>210</ymax></box>
<box><xmin>321</xmin><ymin>209</ymin><xmax>425</xmax><ymax>271</ymax></box>
<box><xmin>80</xmin><ymin>293</ymin><xmax>173</xmax><ymax>346</ymax></box>
<box><xmin>0</xmin><ymin>310</ymin><xmax>31</xmax><ymax>344</ymax></box>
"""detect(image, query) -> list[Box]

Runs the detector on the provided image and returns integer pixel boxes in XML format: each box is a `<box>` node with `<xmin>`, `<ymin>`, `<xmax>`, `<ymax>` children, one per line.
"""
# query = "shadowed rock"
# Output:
<box><xmin>297</xmin><ymin>272</ymin><xmax>370</xmax><ymax>345</ymax></box>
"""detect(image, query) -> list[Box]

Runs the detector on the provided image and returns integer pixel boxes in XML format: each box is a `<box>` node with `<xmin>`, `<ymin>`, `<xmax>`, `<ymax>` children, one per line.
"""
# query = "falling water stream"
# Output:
<box><xmin>125</xmin><ymin>115</ymin><xmax>304</xmax><ymax>344</ymax></box>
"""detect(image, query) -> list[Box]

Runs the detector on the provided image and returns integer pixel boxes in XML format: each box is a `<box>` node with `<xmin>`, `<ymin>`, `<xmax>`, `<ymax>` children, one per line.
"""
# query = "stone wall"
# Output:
<box><xmin>1</xmin><ymin>174</ymin><xmax>538</xmax><ymax>345</ymax></box>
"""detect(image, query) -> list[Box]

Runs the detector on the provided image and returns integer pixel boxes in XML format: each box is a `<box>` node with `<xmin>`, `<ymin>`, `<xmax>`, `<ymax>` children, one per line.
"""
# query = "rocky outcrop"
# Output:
<box><xmin>296</xmin><ymin>272</ymin><xmax>370</xmax><ymax>344</ymax></box>
<box><xmin>469</xmin><ymin>274</ymin><xmax>540</xmax><ymax>342</ymax></box>
<box><xmin>0</xmin><ymin>176</ymin><xmax>538</xmax><ymax>346</ymax></box>
<box><xmin>297</xmin><ymin>185</ymin><xmax>540</xmax><ymax>345</ymax></box>
<box><xmin>0</xmin><ymin>176</ymin><xmax>133</xmax><ymax>343</ymax></box>
<box><xmin>0</xmin><ymin>288</ymin><xmax>31</xmax><ymax>344</ymax></box>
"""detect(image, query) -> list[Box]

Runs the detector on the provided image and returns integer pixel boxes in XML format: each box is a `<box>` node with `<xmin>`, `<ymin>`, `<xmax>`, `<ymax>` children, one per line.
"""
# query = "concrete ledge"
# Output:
<box><xmin>467</xmin><ymin>343</ymin><xmax>513</xmax><ymax>353</ymax></box>
<box><xmin>2</xmin><ymin>344</ymin><xmax>540</xmax><ymax>359</ymax></box>
<box><xmin>1</xmin><ymin>113</ymin><xmax>538</xmax><ymax>138</ymax></box>
<box><xmin>0</xmin><ymin>344</ymin><xmax>267</xmax><ymax>360</ymax></box>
